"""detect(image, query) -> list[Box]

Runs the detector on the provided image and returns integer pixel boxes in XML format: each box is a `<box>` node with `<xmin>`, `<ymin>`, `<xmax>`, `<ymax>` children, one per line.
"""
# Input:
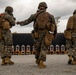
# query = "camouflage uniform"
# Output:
<box><xmin>17</xmin><ymin>2</ymin><xmax>57</xmax><ymax>68</ymax></box>
<box><xmin>0</xmin><ymin>6</ymin><xmax>15</xmax><ymax>65</ymax></box>
<box><xmin>65</xmin><ymin>10</ymin><xmax>76</xmax><ymax>65</ymax></box>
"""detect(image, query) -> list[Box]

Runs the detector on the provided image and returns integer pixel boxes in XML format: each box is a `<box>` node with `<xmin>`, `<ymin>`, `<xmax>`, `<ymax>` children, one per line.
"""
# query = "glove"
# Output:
<box><xmin>16</xmin><ymin>21</ymin><xmax>21</xmax><ymax>25</ymax></box>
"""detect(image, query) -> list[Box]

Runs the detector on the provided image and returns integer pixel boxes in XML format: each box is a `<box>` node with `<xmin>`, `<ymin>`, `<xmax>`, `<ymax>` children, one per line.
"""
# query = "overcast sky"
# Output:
<box><xmin>0</xmin><ymin>0</ymin><xmax>76</xmax><ymax>33</ymax></box>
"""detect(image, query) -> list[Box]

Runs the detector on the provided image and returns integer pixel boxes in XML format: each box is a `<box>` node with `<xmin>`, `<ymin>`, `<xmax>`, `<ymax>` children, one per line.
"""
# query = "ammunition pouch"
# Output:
<box><xmin>2</xmin><ymin>20</ymin><xmax>10</xmax><ymax>30</ymax></box>
<box><xmin>67</xmin><ymin>16</ymin><xmax>74</xmax><ymax>30</ymax></box>
<box><xmin>31</xmin><ymin>30</ymin><xmax>39</xmax><ymax>39</ymax></box>
<box><xmin>64</xmin><ymin>30</ymin><xmax>72</xmax><ymax>40</ymax></box>
<box><xmin>0</xmin><ymin>28</ymin><xmax>2</xmax><ymax>40</ymax></box>
<box><xmin>45</xmin><ymin>31</ymin><xmax>54</xmax><ymax>46</ymax></box>
<box><xmin>67</xmin><ymin>22</ymin><xmax>73</xmax><ymax>30</ymax></box>
<box><xmin>46</xmin><ymin>22</ymin><xmax>55</xmax><ymax>32</ymax></box>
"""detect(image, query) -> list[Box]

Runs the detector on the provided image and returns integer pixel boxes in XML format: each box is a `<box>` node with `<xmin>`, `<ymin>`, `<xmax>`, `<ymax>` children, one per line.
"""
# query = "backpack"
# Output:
<box><xmin>73</xmin><ymin>15</ymin><xmax>76</xmax><ymax>30</ymax></box>
<box><xmin>0</xmin><ymin>13</ymin><xmax>10</xmax><ymax>30</ymax></box>
<box><xmin>66</xmin><ymin>15</ymin><xmax>76</xmax><ymax>30</ymax></box>
<box><xmin>34</xmin><ymin>12</ymin><xmax>50</xmax><ymax>30</ymax></box>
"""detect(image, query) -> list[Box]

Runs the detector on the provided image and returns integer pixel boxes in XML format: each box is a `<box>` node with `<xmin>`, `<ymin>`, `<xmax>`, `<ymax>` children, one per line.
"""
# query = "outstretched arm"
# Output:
<box><xmin>17</xmin><ymin>14</ymin><xmax>35</xmax><ymax>26</ymax></box>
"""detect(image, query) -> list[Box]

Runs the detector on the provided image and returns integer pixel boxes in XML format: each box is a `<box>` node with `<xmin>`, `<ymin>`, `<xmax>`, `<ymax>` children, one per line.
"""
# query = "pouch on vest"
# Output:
<box><xmin>64</xmin><ymin>30</ymin><xmax>72</xmax><ymax>40</ymax></box>
<box><xmin>35</xmin><ymin>12</ymin><xmax>50</xmax><ymax>29</ymax></box>
<box><xmin>72</xmin><ymin>33</ymin><xmax>76</xmax><ymax>38</ymax></box>
<box><xmin>2</xmin><ymin>20</ymin><xmax>10</xmax><ymax>30</ymax></box>
<box><xmin>45</xmin><ymin>31</ymin><xmax>54</xmax><ymax>46</ymax></box>
<box><xmin>46</xmin><ymin>22</ymin><xmax>56</xmax><ymax>32</ymax></box>
<box><xmin>66</xmin><ymin>16</ymin><xmax>74</xmax><ymax>30</ymax></box>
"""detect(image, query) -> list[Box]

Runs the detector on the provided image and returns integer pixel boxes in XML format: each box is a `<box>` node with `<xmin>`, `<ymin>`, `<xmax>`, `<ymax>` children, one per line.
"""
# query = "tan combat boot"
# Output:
<box><xmin>71</xmin><ymin>59</ymin><xmax>76</xmax><ymax>65</ymax></box>
<box><xmin>1</xmin><ymin>59</ymin><xmax>7</xmax><ymax>65</ymax></box>
<box><xmin>68</xmin><ymin>55</ymin><xmax>72</xmax><ymax>64</ymax></box>
<box><xmin>5</xmin><ymin>57</ymin><xmax>14</xmax><ymax>65</ymax></box>
<box><xmin>35</xmin><ymin>59</ymin><xmax>40</xmax><ymax>65</ymax></box>
<box><xmin>39</xmin><ymin>60</ymin><xmax>46</xmax><ymax>69</ymax></box>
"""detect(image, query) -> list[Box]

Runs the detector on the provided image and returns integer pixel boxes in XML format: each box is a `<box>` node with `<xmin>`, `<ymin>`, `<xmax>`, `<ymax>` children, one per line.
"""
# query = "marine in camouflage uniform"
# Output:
<box><xmin>17</xmin><ymin>2</ymin><xmax>57</xmax><ymax>68</ymax></box>
<box><xmin>65</xmin><ymin>10</ymin><xmax>76</xmax><ymax>65</ymax></box>
<box><xmin>0</xmin><ymin>6</ymin><xmax>15</xmax><ymax>65</ymax></box>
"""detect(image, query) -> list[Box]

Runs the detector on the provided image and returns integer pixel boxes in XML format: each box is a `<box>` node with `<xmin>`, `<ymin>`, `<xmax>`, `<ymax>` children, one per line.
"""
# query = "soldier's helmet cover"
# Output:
<box><xmin>5</xmin><ymin>6</ymin><xmax>13</xmax><ymax>12</ymax></box>
<box><xmin>73</xmin><ymin>10</ymin><xmax>76</xmax><ymax>15</ymax></box>
<box><xmin>38</xmin><ymin>2</ymin><xmax>47</xmax><ymax>9</ymax></box>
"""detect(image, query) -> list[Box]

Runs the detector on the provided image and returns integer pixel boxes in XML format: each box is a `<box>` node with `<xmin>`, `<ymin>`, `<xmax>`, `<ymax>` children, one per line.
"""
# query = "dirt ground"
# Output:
<box><xmin>0</xmin><ymin>54</ymin><xmax>76</xmax><ymax>75</ymax></box>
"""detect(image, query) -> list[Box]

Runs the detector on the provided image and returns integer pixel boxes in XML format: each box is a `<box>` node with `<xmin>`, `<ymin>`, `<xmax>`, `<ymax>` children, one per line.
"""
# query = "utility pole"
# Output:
<box><xmin>55</xmin><ymin>16</ymin><xmax>61</xmax><ymax>32</ymax></box>
<box><xmin>55</xmin><ymin>16</ymin><xmax>61</xmax><ymax>25</ymax></box>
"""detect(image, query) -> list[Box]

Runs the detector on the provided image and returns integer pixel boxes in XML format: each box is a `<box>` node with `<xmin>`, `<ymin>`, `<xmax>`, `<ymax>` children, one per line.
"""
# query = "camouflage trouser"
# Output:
<box><xmin>72</xmin><ymin>33</ymin><xmax>76</xmax><ymax>60</ymax></box>
<box><xmin>66</xmin><ymin>33</ymin><xmax>76</xmax><ymax>60</ymax></box>
<box><xmin>34</xmin><ymin>32</ymin><xmax>48</xmax><ymax>61</ymax></box>
<box><xmin>66</xmin><ymin>39</ymin><xmax>73</xmax><ymax>56</ymax></box>
<box><xmin>0</xmin><ymin>40</ymin><xmax>5</xmax><ymax>58</ymax></box>
<box><xmin>0</xmin><ymin>29</ymin><xmax>13</xmax><ymax>59</ymax></box>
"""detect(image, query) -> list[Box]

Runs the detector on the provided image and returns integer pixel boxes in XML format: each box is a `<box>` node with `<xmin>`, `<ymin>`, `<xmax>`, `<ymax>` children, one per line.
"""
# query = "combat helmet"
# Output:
<box><xmin>5</xmin><ymin>6</ymin><xmax>13</xmax><ymax>12</ymax></box>
<box><xmin>73</xmin><ymin>10</ymin><xmax>76</xmax><ymax>15</ymax></box>
<box><xmin>38</xmin><ymin>2</ymin><xmax>47</xmax><ymax>9</ymax></box>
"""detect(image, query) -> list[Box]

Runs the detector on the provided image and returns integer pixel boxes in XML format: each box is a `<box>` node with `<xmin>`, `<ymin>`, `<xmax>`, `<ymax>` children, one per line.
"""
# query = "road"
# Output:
<box><xmin>0</xmin><ymin>54</ymin><xmax>76</xmax><ymax>75</ymax></box>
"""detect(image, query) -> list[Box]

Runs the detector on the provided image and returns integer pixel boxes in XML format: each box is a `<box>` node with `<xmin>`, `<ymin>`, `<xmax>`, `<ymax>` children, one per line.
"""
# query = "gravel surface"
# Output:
<box><xmin>0</xmin><ymin>54</ymin><xmax>76</xmax><ymax>75</ymax></box>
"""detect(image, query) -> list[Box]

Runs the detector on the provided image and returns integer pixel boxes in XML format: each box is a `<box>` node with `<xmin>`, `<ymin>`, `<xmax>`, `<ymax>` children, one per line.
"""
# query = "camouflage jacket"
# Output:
<box><xmin>66</xmin><ymin>14</ymin><xmax>76</xmax><ymax>32</ymax></box>
<box><xmin>3</xmin><ymin>12</ymin><xmax>15</xmax><ymax>27</ymax></box>
<box><xmin>20</xmin><ymin>10</ymin><xmax>57</xmax><ymax>35</ymax></box>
